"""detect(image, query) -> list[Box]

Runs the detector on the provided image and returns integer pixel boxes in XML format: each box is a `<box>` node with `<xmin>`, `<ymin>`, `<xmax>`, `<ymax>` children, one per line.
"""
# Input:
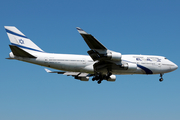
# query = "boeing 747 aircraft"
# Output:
<box><xmin>5</xmin><ymin>26</ymin><xmax>178</xmax><ymax>84</ymax></box>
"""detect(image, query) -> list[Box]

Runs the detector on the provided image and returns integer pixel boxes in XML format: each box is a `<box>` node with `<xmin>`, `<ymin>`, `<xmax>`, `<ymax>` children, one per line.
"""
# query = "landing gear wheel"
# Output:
<box><xmin>97</xmin><ymin>80</ymin><xmax>102</xmax><ymax>84</ymax></box>
<box><xmin>159</xmin><ymin>78</ymin><xmax>163</xmax><ymax>82</ymax></box>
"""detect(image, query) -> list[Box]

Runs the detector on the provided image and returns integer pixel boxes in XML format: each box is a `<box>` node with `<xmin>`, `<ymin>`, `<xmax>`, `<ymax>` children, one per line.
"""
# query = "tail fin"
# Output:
<box><xmin>5</xmin><ymin>26</ymin><xmax>44</xmax><ymax>53</ymax></box>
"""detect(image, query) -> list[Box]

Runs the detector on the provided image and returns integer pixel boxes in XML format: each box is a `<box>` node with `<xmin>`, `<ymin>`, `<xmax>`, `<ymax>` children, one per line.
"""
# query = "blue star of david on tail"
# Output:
<box><xmin>19</xmin><ymin>39</ymin><xmax>24</xmax><ymax>44</ymax></box>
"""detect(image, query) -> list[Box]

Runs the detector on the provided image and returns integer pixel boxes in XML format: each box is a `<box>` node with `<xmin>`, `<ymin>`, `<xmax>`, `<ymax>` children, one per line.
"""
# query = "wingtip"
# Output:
<box><xmin>76</xmin><ymin>27</ymin><xmax>87</xmax><ymax>34</ymax></box>
<box><xmin>76</xmin><ymin>27</ymin><xmax>81</xmax><ymax>30</ymax></box>
<box><xmin>45</xmin><ymin>68</ymin><xmax>52</xmax><ymax>73</ymax></box>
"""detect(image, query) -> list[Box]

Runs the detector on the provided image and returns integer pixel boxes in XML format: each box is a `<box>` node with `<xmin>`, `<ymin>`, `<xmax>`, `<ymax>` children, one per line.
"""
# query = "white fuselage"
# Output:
<box><xmin>10</xmin><ymin>52</ymin><xmax>178</xmax><ymax>75</ymax></box>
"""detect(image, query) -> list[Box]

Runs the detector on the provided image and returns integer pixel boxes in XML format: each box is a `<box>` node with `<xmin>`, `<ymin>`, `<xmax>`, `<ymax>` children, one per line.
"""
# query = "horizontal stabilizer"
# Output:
<box><xmin>9</xmin><ymin>45</ymin><xmax>36</xmax><ymax>58</ymax></box>
<box><xmin>45</xmin><ymin>68</ymin><xmax>65</xmax><ymax>74</ymax></box>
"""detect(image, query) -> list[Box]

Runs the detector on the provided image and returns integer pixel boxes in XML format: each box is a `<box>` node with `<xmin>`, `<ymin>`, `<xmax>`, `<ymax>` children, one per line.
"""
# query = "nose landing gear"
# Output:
<box><xmin>159</xmin><ymin>73</ymin><xmax>164</xmax><ymax>82</ymax></box>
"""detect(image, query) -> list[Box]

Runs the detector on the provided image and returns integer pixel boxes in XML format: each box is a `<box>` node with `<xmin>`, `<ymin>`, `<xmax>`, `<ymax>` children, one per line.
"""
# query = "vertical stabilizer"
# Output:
<box><xmin>5</xmin><ymin>26</ymin><xmax>44</xmax><ymax>52</ymax></box>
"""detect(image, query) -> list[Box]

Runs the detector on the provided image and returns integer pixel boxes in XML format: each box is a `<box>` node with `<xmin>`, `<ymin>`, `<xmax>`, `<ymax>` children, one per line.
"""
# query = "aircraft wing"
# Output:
<box><xmin>45</xmin><ymin>68</ymin><xmax>92</xmax><ymax>81</ymax></box>
<box><xmin>76</xmin><ymin>27</ymin><xmax>107</xmax><ymax>50</ymax></box>
<box><xmin>76</xmin><ymin>27</ymin><xmax>122</xmax><ymax>62</ymax></box>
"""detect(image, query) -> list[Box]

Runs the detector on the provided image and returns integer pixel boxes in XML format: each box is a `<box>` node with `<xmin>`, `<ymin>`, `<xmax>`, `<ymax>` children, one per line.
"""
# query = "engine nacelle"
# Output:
<box><xmin>107</xmin><ymin>75</ymin><xmax>116</xmax><ymax>81</ymax></box>
<box><xmin>75</xmin><ymin>76</ymin><xmax>89</xmax><ymax>81</ymax></box>
<box><xmin>122</xmin><ymin>63</ymin><xmax>137</xmax><ymax>70</ymax></box>
<box><xmin>107</xmin><ymin>51</ymin><xmax>121</xmax><ymax>61</ymax></box>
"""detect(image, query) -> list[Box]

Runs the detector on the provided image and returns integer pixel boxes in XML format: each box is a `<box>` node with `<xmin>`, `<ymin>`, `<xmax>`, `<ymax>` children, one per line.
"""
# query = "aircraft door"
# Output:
<box><xmin>158</xmin><ymin>63</ymin><xmax>161</xmax><ymax>67</ymax></box>
<box><xmin>155</xmin><ymin>62</ymin><xmax>161</xmax><ymax>70</ymax></box>
<box><xmin>82</xmin><ymin>58</ymin><xmax>86</xmax><ymax>64</ymax></box>
<box><xmin>45</xmin><ymin>57</ymin><xmax>48</xmax><ymax>63</ymax></box>
<box><xmin>44</xmin><ymin>57</ymin><xmax>49</xmax><ymax>66</ymax></box>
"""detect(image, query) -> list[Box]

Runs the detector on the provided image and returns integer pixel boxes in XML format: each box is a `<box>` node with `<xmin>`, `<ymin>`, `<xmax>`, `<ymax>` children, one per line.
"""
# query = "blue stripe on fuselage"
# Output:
<box><xmin>122</xmin><ymin>60</ymin><xmax>153</xmax><ymax>74</ymax></box>
<box><xmin>137</xmin><ymin>64</ymin><xmax>153</xmax><ymax>74</ymax></box>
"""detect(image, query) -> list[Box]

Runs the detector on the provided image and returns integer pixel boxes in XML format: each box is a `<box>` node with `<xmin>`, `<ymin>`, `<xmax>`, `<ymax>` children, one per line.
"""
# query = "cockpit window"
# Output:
<box><xmin>165</xmin><ymin>58</ymin><xmax>167</xmax><ymax>59</ymax></box>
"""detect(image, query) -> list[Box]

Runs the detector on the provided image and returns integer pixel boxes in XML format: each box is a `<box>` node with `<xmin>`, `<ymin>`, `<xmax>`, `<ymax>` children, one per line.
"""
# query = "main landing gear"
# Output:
<box><xmin>92</xmin><ymin>74</ymin><xmax>103</xmax><ymax>84</ymax></box>
<box><xmin>92</xmin><ymin>72</ymin><xmax>112</xmax><ymax>84</ymax></box>
<box><xmin>159</xmin><ymin>73</ymin><xmax>164</xmax><ymax>82</ymax></box>
<box><xmin>97</xmin><ymin>80</ymin><xmax>102</xmax><ymax>84</ymax></box>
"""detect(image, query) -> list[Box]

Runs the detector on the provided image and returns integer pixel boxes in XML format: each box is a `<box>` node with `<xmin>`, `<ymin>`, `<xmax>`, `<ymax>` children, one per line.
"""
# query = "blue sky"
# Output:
<box><xmin>0</xmin><ymin>0</ymin><xmax>180</xmax><ymax>120</ymax></box>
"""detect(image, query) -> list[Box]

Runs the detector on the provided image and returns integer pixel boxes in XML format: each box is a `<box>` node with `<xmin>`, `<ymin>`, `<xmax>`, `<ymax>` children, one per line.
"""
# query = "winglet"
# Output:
<box><xmin>76</xmin><ymin>27</ymin><xmax>88</xmax><ymax>34</ymax></box>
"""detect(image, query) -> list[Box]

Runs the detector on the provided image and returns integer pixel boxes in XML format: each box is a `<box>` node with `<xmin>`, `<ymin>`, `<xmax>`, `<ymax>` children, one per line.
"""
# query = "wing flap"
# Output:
<box><xmin>63</xmin><ymin>72</ymin><xmax>80</xmax><ymax>76</ymax></box>
<box><xmin>45</xmin><ymin>68</ymin><xmax>91</xmax><ymax>77</ymax></box>
<box><xmin>78</xmin><ymin>73</ymin><xmax>89</xmax><ymax>77</ymax></box>
<box><xmin>87</xmin><ymin>50</ymin><xmax>100</xmax><ymax>61</ymax></box>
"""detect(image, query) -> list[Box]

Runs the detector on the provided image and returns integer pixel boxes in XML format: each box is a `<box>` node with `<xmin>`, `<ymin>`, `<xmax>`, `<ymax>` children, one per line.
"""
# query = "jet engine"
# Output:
<box><xmin>106</xmin><ymin>75</ymin><xmax>116</xmax><ymax>81</ymax></box>
<box><xmin>106</xmin><ymin>52</ymin><xmax>122</xmax><ymax>61</ymax></box>
<box><xmin>122</xmin><ymin>63</ymin><xmax>137</xmax><ymax>70</ymax></box>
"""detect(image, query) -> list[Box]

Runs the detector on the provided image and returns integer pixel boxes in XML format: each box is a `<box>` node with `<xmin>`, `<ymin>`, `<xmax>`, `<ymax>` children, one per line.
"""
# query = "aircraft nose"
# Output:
<box><xmin>171</xmin><ymin>63</ymin><xmax>178</xmax><ymax>71</ymax></box>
